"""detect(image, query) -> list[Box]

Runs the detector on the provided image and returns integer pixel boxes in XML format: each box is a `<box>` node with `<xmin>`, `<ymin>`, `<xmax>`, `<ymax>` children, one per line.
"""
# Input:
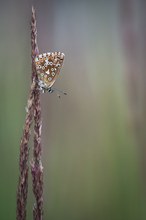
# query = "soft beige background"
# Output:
<box><xmin>0</xmin><ymin>0</ymin><xmax>146</xmax><ymax>219</ymax></box>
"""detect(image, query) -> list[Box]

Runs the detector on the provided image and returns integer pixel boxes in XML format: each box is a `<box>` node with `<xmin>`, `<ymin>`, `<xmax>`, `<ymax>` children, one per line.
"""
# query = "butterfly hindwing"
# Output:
<box><xmin>35</xmin><ymin>52</ymin><xmax>65</xmax><ymax>89</ymax></box>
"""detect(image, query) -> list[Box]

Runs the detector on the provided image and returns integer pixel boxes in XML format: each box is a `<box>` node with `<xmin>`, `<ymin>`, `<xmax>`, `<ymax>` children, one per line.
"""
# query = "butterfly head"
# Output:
<box><xmin>35</xmin><ymin>52</ymin><xmax>65</xmax><ymax>91</ymax></box>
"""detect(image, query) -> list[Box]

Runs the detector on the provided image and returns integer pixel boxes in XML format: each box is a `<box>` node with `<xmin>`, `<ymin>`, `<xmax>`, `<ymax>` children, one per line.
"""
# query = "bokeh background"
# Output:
<box><xmin>1</xmin><ymin>0</ymin><xmax>146</xmax><ymax>219</ymax></box>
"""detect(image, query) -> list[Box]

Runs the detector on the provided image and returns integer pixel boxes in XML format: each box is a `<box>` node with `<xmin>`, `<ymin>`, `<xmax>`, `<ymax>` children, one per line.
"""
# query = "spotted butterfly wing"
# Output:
<box><xmin>35</xmin><ymin>52</ymin><xmax>65</xmax><ymax>91</ymax></box>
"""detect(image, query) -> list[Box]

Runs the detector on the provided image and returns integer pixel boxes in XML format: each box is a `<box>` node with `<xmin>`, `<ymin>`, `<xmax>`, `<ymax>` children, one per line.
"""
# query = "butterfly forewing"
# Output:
<box><xmin>35</xmin><ymin>52</ymin><xmax>65</xmax><ymax>89</ymax></box>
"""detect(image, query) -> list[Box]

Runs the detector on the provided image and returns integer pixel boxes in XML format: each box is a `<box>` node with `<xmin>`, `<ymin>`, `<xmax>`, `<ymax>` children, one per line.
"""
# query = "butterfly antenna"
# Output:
<box><xmin>52</xmin><ymin>88</ymin><xmax>67</xmax><ymax>96</ymax></box>
<box><xmin>47</xmin><ymin>87</ymin><xmax>67</xmax><ymax>98</ymax></box>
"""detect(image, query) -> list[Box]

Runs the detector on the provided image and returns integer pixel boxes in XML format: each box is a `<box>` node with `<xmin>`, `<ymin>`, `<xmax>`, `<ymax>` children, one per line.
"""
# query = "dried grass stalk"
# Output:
<box><xmin>16</xmin><ymin>82</ymin><xmax>35</xmax><ymax>220</ymax></box>
<box><xmin>31</xmin><ymin>6</ymin><xmax>43</xmax><ymax>220</ymax></box>
<box><xmin>17</xmin><ymin>6</ymin><xmax>43</xmax><ymax>220</ymax></box>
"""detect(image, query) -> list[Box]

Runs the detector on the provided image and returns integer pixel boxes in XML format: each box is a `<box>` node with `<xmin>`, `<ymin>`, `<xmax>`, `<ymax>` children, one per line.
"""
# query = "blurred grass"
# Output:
<box><xmin>0</xmin><ymin>0</ymin><xmax>146</xmax><ymax>220</ymax></box>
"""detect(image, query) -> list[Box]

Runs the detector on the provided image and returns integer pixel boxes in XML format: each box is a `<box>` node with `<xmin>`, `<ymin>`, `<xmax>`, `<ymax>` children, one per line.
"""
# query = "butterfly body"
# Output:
<box><xmin>35</xmin><ymin>52</ymin><xmax>65</xmax><ymax>93</ymax></box>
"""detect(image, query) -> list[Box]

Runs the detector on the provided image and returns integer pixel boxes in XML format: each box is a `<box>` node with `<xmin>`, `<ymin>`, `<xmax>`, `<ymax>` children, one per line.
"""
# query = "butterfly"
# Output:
<box><xmin>35</xmin><ymin>52</ymin><xmax>66</xmax><ymax>95</ymax></box>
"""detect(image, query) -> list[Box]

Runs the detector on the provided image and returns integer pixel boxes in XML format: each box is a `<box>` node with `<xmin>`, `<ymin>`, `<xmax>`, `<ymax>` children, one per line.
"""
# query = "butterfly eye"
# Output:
<box><xmin>49</xmin><ymin>62</ymin><xmax>53</xmax><ymax>65</ymax></box>
<box><xmin>38</xmin><ymin>65</ymin><xmax>41</xmax><ymax>69</ymax></box>
<box><xmin>52</xmin><ymin>72</ymin><xmax>55</xmax><ymax>76</ymax></box>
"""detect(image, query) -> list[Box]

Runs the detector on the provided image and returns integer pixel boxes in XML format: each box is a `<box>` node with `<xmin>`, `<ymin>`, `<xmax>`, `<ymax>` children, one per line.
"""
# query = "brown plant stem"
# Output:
<box><xmin>31</xmin><ymin>6</ymin><xmax>39</xmax><ymax>81</ymax></box>
<box><xmin>17</xmin><ymin>6</ymin><xmax>43</xmax><ymax>220</ymax></box>
<box><xmin>16</xmin><ymin>82</ymin><xmax>35</xmax><ymax>220</ymax></box>
<box><xmin>31</xmin><ymin>6</ymin><xmax>43</xmax><ymax>220</ymax></box>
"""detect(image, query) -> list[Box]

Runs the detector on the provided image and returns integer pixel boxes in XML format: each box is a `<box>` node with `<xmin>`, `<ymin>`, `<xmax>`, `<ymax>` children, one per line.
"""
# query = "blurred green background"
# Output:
<box><xmin>1</xmin><ymin>0</ymin><xmax>146</xmax><ymax>219</ymax></box>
